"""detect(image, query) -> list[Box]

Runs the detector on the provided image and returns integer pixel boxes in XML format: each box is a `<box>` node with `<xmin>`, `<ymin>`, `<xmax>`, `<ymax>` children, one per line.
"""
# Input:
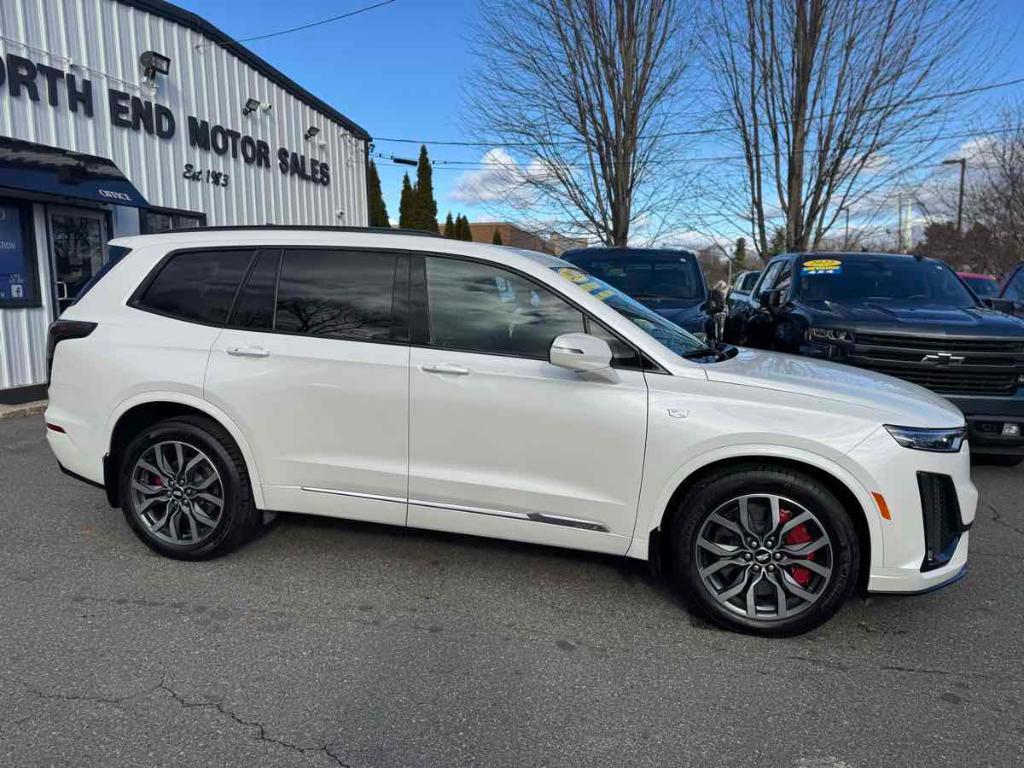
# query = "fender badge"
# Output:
<box><xmin>667</xmin><ymin>408</ymin><xmax>689</xmax><ymax>419</ymax></box>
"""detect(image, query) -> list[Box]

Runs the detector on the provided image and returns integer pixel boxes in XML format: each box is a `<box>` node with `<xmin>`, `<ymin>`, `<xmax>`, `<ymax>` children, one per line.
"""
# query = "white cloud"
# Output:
<box><xmin>448</xmin><ymin>148</ymin><xmax>551</xmax><ymax>208</ymax></box>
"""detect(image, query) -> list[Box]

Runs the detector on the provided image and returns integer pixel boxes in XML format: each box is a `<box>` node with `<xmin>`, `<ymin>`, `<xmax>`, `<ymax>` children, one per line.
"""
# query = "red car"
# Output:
<box><xmin>958</xmin><ymin>271</ymin><xmax>1001</xmax><ymax>298</ymax></box>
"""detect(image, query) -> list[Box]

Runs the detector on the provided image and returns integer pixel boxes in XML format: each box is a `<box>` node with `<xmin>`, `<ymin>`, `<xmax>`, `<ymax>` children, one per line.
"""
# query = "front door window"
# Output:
<box><xmin>49</xmin><ymin>208</ymin><xmax>108</xmax><ymax>315</ymax></box>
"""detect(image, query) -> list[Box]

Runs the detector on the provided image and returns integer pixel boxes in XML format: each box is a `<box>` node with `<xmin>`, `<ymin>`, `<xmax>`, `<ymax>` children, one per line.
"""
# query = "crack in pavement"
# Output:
<box><xmin>1</xmin><ymin>676</ymin><xmax>350</xmax><ymax>767</ymax></box>
<box><xmin>2</xmin><ymin>675</ymin><xmax>160</xmax><ymax>708</ymax></box>
<box><xmin>988</xmin><ymin>504</ymin><xmax>1024</xmax><ymax>538</ymax></box>
<box><xmin>156</xmin><ymin>679</ymin><xmax>350</xmax><ymax>767</ymax></box>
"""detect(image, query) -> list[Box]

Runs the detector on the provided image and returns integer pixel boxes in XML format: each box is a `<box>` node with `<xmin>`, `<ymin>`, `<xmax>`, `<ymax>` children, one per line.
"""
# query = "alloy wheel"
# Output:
<box><xmin>694</xmin><ymin>494</ymin><xmax>834</xmax><ymax>621</ymax></box>
<box><xmin>129</xmin><ymin>440</ymin><xmax>224</xmax><ymax>545</ymax></box>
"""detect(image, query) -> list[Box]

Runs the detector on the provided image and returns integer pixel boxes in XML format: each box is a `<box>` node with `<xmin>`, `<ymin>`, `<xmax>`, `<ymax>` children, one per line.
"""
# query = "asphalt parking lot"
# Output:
<box><xmin>1</xmin><ymin>413</ymin><xmax>1022</xmax><ymax>767</ymax></box>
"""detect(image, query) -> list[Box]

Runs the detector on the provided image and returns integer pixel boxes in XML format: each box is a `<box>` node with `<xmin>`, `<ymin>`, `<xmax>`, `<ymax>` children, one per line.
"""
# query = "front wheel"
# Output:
<box><xmin>671</xmin><ymin>465</ymin><xmax>859</xmax><ymax>636</ymax></box>
<box><xmin>119</xmin><ymin>415</ymin><xmax>260</xmax><ymax>560</ymax></box>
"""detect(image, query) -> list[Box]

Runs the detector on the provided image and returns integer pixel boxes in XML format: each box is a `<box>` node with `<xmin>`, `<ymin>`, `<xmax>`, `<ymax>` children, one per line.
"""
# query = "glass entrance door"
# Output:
<box><xmin>48</xmin><ymin>207</ymin><xmax>109</xmax><ymax>315</ymax></box>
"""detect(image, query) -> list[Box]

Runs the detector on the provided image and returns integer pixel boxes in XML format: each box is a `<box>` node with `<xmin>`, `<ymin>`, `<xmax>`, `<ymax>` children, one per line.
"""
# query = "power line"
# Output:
<box><xmin>372</xmin><ymin>124</ymin><xmax>1020</xmax><ymax>171</ymax></box>
<box><xmin>234</xmin><ymin>0</ymin><xmax>398</xmax><ymax>44</ymax></box>
<box><xmin>372</xmin><ymin>75</ymin><xmax>1024</xmax><ymax>148</ymax></box>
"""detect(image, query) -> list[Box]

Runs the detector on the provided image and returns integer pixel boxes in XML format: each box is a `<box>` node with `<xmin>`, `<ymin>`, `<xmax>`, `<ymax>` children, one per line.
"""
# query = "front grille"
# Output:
<box><xmin>857</xmin><ymin>333</ymin><xmax>1023</xmax><ymax>354</ymax></box>
<box><xmin>850</xmin><ymin>332</ymin><xmax>1024</xmax><ymax>396</ymax></box>
<box><xmin>917</xmin><ymin>472</ymin><xmax>965</xmax><ymax>571</ymax></box>
<box><xmin>865</xmin><ymin>365</ymin><xmax>1018</xmax><ymax>395</ymax></box>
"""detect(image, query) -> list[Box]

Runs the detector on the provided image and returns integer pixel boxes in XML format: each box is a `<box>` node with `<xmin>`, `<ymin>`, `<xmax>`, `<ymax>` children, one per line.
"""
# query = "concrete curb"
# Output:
<box><xmin>0</xmin><ymin>400</ymin><xmax>47</xmax><ymax>421</ymax></box>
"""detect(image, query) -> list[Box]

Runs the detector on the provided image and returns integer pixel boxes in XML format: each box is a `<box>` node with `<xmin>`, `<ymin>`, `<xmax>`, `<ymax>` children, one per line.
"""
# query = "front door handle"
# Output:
<box><xmin>421</xmin><ymin>363</ymin><xmax>470</xmax><ymax>375</ymax></box>
<box><xmin>227</xmin><ymin>346</ymin><xmax>270</xmax><ymax>358</ymax></box>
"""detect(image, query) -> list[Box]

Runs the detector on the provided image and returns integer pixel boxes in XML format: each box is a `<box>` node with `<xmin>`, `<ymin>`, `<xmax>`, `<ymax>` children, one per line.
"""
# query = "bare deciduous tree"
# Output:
<box><xmin>466</xmin><ymin>0</ymin><xmax>692</xmax><ymax>246</ymax></box>
<box><xmin>968</xmin><ymin>108</ymin><xmax>1024</xmax><ymax>261</ymax></box>
<box><xmin>916</xmin><ymin>107</ymin><xmax>1024</xmax><ymax>274</ymax></box>
<box><xmin>705</xmin><ymin>0</ymin><xmax>985</xmax><ymax>256</ymax></box>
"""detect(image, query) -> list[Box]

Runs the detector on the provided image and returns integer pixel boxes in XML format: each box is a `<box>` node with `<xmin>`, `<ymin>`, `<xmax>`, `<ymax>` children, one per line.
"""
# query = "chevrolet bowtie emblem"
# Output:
<box><xmin>921</xmin><ymin>352</ymin><xmax>966</xmax><ymax>366</ymax></box>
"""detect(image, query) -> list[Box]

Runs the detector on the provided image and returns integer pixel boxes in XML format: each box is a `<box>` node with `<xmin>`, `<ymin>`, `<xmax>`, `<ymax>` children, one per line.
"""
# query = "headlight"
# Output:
<box><xmin>884</xmin><ymin>425</ymin><xmax>965</xmax><ymax>452</ymax></box>
<box><xmin>807</xmin><ymin>327</ymin><xmax>854</xmax><ymax>343</ymax></box>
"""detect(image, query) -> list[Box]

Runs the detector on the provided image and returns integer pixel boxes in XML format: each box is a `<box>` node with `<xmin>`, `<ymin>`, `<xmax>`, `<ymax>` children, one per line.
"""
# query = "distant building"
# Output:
<box><xmin>466</xmin><ymin>222</ymin><xmax>586</xmax><ymax>256</ymax></box>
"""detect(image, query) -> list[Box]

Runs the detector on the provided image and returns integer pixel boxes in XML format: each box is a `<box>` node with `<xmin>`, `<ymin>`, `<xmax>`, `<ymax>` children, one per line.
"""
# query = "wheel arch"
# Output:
<box><xmin>646</xmin><ymin>450</ymin><xmax>879</xmax><ymax>593</ymax></box>
<box><xmin>104</xmin><ymin>393</ymin><xmax>265</xmax><ymax>509</ymax></box>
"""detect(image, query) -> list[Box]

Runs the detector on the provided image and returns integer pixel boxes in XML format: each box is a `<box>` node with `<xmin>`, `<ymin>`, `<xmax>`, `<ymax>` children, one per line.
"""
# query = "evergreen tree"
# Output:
<box><xmin>413</xmin><ymin>145</ymin><xmax>439</xmax><ymax>233</ymax></box>
<box><xmin>367</xmin><ymin>160</ymin><xmax>390</xmax><ymax>228</ymax></box>
<box><xmin>443</xmin><ymin>212</ymin><xmax>456</xmax><ymax>239</ymax></box>
<box><xmin>491</xmin><ymin>228</ymin><xmax>503</xmax><ymax>245</ymax></box>
<box><xmin>456</xmin><ymin>214</ymin><xmax>473</xmax><ymax>241</ymax></box>
<box><xmin>398</xmin><ymin>173</ymin><xmax>414</xmax><ymax>229</ymax></box>
<box><xmin>767</xmin><ymin>226</ymin><xmax>787</xmax><ymax>258</ymax></box>
<box><xmin>733</xmin><ymin>236</ymin><xmax>747</xmax><ymax>269</ymax></box>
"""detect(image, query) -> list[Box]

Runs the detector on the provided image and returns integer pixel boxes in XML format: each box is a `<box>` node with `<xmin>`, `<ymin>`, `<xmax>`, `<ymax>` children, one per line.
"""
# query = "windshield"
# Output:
<box><xmin>569</xmin><ymin>252</ymin><xmax>705</xmax><ymax>301</ymax></box>
<box><xmin>550</xmin><ymin>266</ymin><xmax>707</xmax><ymax>357</ymax></box>
<box><xmin>961</xmin><ymin>275</ymin><xmax>1000</xmax><ymax>298</ymax></box>
<box><xmin>795</xmin><ymin>256</ymin><xmax>977</xmax><ymax>307</ymax></box>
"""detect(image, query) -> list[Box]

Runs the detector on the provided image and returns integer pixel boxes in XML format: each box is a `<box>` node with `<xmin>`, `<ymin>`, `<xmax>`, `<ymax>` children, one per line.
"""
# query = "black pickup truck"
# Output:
<box><xmin>727</xmin><ymin>251</ymin><xmax>1024</xmax><ymax>463</ymax></box>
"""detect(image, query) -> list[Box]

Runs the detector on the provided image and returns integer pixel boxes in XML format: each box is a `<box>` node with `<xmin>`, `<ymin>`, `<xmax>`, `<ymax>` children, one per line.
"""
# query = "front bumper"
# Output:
<box><xmin>867</xmin><ymin>533</ymin><xmax>969</xmax><ymax>593</ymax></box>
<box><xmin>947</xmin><ymin>393</ymin><xmax>1024</xmax><ymax>454</ymax></box>
<box><xmin>847</xmin><ymin>426</ymin><xmax>977</xmax><ymax>594</ymax></box>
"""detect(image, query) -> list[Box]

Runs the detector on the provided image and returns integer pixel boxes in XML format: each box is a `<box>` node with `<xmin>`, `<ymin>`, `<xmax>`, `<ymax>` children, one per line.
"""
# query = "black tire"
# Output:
<box><xmin>670</xmin><ymin>464</ymin><xmax>859</xmax><ymax>636</ymax></box>
<box><xmin>119</xmin><ymin>415</ymin><xmax>259</xmax><ymax>560</ymax></box>
<box><xmin>972</xmin><ymin>454</ymin><xmax>1023</xmax><ymax>467</ymax></box>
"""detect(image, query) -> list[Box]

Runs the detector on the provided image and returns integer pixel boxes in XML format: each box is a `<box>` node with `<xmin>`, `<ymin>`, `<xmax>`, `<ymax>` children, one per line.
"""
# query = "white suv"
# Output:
<box><xmin>46</xmin><ymin>227</ymin><xmax>976</xmax><ymax>635</ymax></box>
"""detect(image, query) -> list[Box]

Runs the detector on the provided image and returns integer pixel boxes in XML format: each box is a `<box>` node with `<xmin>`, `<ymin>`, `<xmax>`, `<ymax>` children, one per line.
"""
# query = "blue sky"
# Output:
<box><xmin>178</xmin><ymin>0</ymin><xmax>1024</xmax><ymax>240</ymax></box>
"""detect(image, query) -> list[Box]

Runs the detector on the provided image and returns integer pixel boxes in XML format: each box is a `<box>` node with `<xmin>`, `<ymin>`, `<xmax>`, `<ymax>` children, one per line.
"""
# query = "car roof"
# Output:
<box><xmin>109</xmin><ymin>226</ymin><xmax>586</xmax><ymax>291</ymax></box>
<box><xmin>562</xmin><ymin>246</ymin><xmax>698</xmax><ymax>260</ymax></box>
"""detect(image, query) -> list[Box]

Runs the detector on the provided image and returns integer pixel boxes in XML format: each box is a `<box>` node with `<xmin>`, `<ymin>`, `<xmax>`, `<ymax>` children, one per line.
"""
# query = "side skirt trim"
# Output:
<box><xmin>299</xmin><ymin>487</ymin><xmax>609</xmax><ymax>532</ymax></box>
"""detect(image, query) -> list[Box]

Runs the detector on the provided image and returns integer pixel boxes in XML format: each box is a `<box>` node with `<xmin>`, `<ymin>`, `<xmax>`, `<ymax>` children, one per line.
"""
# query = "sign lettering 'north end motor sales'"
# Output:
<box><xmin>0</xmin><ymin>53</ymin><xmax>331</xmax><ymax>186</ymax></box>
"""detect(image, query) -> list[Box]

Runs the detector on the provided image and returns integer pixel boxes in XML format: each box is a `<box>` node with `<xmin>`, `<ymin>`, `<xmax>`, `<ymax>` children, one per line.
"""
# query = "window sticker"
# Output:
<box><xmin>801</xmin><ymin>258</ymin><xmax>843</xmax><ymax>276</ymax></box>
<box><xmin>558</xmin><ymin>267</ymin><xmax>589</xmax><ymax>284</ymax></box>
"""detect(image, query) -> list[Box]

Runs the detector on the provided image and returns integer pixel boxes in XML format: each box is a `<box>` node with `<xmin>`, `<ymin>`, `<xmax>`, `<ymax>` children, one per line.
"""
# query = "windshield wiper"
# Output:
<box><xmin>681</xmin><ymin>345</ymin><xmax>716</xmax><ymax>359</ymax></box>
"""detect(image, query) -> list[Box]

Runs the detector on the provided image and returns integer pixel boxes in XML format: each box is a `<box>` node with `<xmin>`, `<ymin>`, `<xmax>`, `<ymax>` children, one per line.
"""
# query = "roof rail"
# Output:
<box><xmin>165</xmin><ymin>225</ymin><xmax>443</xmax><ymax>238</ymax></box>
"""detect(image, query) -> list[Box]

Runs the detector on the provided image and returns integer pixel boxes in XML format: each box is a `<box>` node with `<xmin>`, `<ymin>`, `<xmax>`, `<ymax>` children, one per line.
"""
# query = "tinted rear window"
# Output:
<box><xmin>572</xmin><ymin>252</ymin><xmax>705</xmax><ymax>300</ymax></box>
<box><xmin>275</xmin><ymin>249</ymin><xmax>396</xmax><ymax>341</ymax></box>
<box><xmin>138</xmin><ymin>250</ymin><xmax>254</xmax><ymax>324</ymax></box>
<box><xmin>75</xmin><ymin>245</ymin><xmax>132</xmax><ymax>303</ymax></box>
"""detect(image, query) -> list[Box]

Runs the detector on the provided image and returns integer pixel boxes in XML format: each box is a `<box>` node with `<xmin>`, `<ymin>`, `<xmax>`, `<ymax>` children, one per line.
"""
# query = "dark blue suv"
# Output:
<box><xmin>560</xmin><ymin>247</ymin><xmax>714</xmax><ymax>341</ymax></box>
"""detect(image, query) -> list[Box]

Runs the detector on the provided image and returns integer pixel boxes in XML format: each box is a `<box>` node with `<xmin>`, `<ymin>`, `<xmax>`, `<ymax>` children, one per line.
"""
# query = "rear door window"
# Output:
<box><xmin>275</xmin><ymin>249</ymin><xmax>397</xmax><ymax>341</ymax></box>
<box><xmin>137</xmin><ymin>249</ymin><xmax>254</xmax><ymax>325</ymax></box>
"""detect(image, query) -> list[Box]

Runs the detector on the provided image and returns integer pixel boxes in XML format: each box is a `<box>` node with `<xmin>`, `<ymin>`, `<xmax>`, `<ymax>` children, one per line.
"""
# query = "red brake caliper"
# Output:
<box><xmin>777</xmin><ymin>509</ymin><xmax>814</xmax><ymax>587</ymax></box>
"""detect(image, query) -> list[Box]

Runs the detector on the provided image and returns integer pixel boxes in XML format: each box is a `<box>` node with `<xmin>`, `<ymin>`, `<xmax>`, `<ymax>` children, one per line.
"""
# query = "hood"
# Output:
<box><xmin>803</xmin><ymin>300</ymin><xmax>1024</xmax><ymax>337</ymax></box>
<box><xmin>650</xmin><ymin>299</ymin><xmax>708</xmax><ymax>330</ymax></box>
<box><xmin>705</xmin><ymin>347</ymin><xmax>964</xmax><ymax>427</ymax></box>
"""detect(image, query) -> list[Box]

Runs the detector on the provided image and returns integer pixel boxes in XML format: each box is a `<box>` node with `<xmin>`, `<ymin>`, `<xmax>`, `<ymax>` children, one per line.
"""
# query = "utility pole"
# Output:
<box><xmin>842</xmin><ymin>207</ymin><xmax>850</xmax><ymax>250</ymax></box>
<box><xmin>942</xmin><ymin>157</ymin><xmax>967</xmax><ymax>233</ymax></box>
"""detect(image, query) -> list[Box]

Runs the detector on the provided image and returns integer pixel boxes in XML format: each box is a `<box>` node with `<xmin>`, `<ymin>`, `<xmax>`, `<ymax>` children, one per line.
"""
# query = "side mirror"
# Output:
<box><xmin>549</xmin><ymin>333</ymin><xmax>614</xmax><ymax>378</ymax></box>
<box><xmin>759</xmin><ymin>289</ymin><xmax>783</xmax><ymax>310</ymax></box>
<box><xmin>983</xmin><ymin>297</ymin><xmax>1015</xmax><ymax>314</ymax></box>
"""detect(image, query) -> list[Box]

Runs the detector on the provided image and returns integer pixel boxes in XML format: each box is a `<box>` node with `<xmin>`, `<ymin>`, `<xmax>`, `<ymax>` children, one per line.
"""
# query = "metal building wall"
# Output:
<box><xmin>0</xmin><ymin>0</ymin><xmax>370</xmax><ymax>391</ymax></box>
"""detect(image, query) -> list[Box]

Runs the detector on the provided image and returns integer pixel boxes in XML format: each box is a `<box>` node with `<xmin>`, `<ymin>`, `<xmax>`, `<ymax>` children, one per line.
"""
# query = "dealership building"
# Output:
<box><xmin>0</xmin><ymin>0</ymin><xmax>371</xmax><ymax>404</ymax></box>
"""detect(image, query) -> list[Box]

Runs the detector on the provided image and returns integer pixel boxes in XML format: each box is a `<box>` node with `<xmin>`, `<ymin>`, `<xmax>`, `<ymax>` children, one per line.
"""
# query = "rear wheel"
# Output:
<box><xmin>671</xmin><ymin>465</ymin><xmax>859</xmax><ymax>636</ymax></box>
<box><xmin>119</xmin><ymin>416</ymin><xmax>259</xmax><ymax>559</ymax></box>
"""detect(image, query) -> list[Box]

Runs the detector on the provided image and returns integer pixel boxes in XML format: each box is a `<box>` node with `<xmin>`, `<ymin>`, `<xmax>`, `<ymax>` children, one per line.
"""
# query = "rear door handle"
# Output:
<box><xmin>421</xmin><ymin>363</ymin><xmax>470</xmax><ymax>375</ymax></box>
<box><xmin>227</xmin><ymin>346</ymin><xmax>270</xmax><ymax>358</ymax></box>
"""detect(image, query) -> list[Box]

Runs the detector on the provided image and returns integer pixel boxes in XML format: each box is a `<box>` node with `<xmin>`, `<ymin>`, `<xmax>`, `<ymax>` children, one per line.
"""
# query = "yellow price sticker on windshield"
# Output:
<box><xmin>802</xmin><ymin>259</ymin><xmax>842</xmax><ymax>275</ymax></box>
<box><xmin>558</xmin><ymin>267</ymin><xmax>589</xmax><ymax>284</ymax></box>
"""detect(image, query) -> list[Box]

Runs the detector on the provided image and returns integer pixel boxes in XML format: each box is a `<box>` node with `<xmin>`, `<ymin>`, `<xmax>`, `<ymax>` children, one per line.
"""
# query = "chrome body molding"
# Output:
<box><xmin>301</xmin><ymin>487</ymin><xmax>406</xmax><ymax>505</ymax></box>
<box><xmin>300</xmin><ymin>487</ymin><xmax>610</xmax><ymax>532</ymax></box>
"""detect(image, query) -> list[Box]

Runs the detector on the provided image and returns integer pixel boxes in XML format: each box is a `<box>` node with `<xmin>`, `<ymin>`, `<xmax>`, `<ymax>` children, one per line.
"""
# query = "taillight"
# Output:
<box><xmin>46</xmin><ymin>320</ymin><xmax>97</xmax><ymax>383</ymax></box>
